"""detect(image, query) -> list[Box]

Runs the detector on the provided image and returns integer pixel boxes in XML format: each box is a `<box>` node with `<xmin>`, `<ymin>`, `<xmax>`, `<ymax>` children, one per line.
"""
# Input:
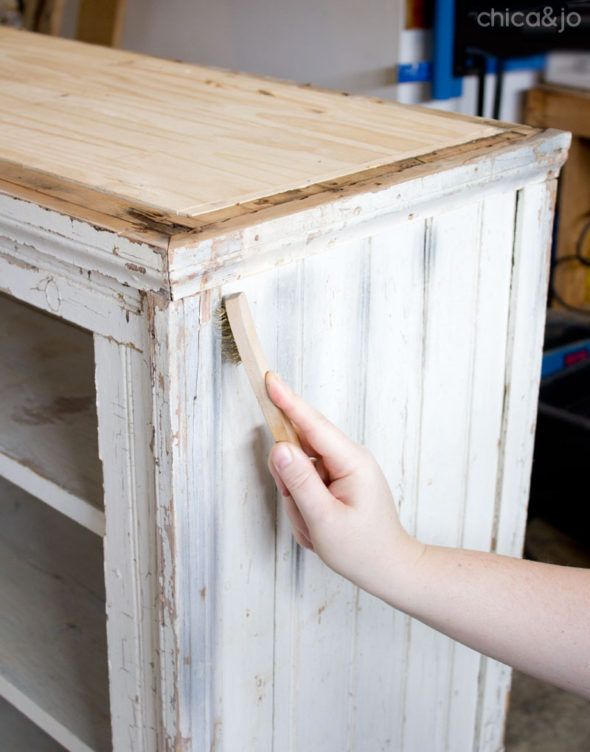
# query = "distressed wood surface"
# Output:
<box><xmin>0</xmin><ymin>121</ymin><xmax>566</xmax><ymax>302</ymax></box>
<box><xmin>0</xmin><ymin>28</ymin><xmax>500</xmax><ymax>217</ymax></box>
<box><xmin>0</xmin><ymin>478</ymin><xmax>109</xmax><ymax>751</ymax></box>
<box><xmin>0</xmin><ymin>293</ymin><xmax>104</xmax><ymax>534</ymax></box>
<box><xmin>148</xmin><ymin>292</ymin><xmax>224</xmax><ymax>751</ymax></box>
<box><xmin>475</xmin><ymin>179</ymin><xmax>558</xmax><ymax>752</ymax></box>
<box><xmin>94</xmin><ymin>332</ymin><xmax>160</xmax><ymax>752</ymax></box>
<box><xmin>146</xmin><ymin>179</ymin><xmax>558</xmax><ymax>750</ymax></box>
<box><xmin>0</xmin><ymin>126</ymin><xmax>532</xmax><ymax>250</ymax></box>
<box><xmin>0</xmin><ymin>43</ymin><xmax>568</xmax><ymax>751</ymax></box>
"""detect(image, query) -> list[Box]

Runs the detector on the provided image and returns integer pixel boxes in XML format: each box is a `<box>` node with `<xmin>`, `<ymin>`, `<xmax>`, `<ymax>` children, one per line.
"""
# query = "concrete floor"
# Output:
<box><xmin>506</xmin><ymin>670</ymin><xmax>590</xmax><ymax>752</ymax></box>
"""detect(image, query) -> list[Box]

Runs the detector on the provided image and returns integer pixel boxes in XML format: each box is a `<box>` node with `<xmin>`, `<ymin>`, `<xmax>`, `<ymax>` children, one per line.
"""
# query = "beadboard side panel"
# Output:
<box><xmin>155</xmin><ymin>185</ymin><xmax>551</xmax><ymax>751</ymax></box>
<box><xmin>476</xmin><ymin>178</ymin><xmax>558</xmax><ymax>752</ymax></box>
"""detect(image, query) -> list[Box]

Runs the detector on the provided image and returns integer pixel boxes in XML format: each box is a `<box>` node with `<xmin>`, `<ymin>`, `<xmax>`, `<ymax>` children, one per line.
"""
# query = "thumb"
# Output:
<box><xmin>270</xmin><ymin>442</ymin><xmax>336</xmax><ymax>527</ymax></box>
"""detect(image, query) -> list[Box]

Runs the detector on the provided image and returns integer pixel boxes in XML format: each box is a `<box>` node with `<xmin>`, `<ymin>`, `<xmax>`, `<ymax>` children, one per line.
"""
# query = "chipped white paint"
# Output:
<box><xmin>0</xmin><ymin>193</ymin><xmax>168</xmax><ymax>295</ymax></box>
<box><xmin>0</xmin><ymin>56</ymin><xmax>566</xmax><ymax>752</ymax></box>
<box><xmin>0</xmin><ymin>231</ymin><xmax>147</xmax><ymax>346</ymax></box>
<box><xmin>146</xmin><ymin>181</ymin><xmax>558</xmax><ymax>752</ymax></box>
<box><xmin>94</xmin><ymin>333</ymin><xmax>160</xmax><ymax>752</ymax></box>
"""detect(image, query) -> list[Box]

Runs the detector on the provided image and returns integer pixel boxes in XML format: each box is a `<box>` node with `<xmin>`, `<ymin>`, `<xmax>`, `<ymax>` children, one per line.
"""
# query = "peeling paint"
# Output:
<box><xmin>125</xmin><ymin>262</ymin><xmax>147</xmax><ymax>274</ymax></box>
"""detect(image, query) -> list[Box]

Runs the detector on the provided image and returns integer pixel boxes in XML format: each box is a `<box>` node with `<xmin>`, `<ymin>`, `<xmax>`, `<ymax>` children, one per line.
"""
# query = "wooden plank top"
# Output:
<box><xmin>0</xmin><ymin>27</ymin><xmax>503</xmax><ymax>218</ymax></box>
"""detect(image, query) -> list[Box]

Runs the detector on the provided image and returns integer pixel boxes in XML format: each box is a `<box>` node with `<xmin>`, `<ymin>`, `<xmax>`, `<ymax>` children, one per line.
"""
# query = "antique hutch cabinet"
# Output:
<box><xmin>0</xmin><ymin>27</ymin><xmax>568</xmax><ymax>752</ymax></box>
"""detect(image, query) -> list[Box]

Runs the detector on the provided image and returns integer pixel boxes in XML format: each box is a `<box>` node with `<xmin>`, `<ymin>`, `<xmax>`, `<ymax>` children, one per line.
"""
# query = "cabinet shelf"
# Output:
<box><xmin>0</xmin><ymin>294</ymin><xmax>104</xmax><ymax>535</ymax></box>
<box><xmin>0</xmin><ymin>478</ymin><xmax>111</xmax><ymax>752</ymax></box>
<box><xmin>0</xmin><ymin>696</ymin><xmax>66</xmax><ymax>751</ymax></box>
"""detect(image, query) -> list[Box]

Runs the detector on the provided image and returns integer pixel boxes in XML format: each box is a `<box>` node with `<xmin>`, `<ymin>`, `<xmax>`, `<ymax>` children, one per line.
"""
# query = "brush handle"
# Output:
<box><xmin>224</xmin><ymin>292</ymin><xmax>301</xmax><ymax>447</ymax></box>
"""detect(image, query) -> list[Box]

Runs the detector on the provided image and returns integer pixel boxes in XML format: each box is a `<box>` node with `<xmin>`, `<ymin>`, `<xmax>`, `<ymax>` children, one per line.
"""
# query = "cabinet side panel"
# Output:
<box><xmin>401</xmin><ymin>200</ymin><xmax>484</xmax><ymax>752</ymax></box>
<box><xmin>150</xmin><ymin>181</ymin><xmax>555</xmax><ymax>752</ymax></box>
<box><xmin>351</xmin><ymin>218</ymin><xmax>426</xmax><ymax>751</ymax></box>
<box><xmin>217</xmin><ymin>276</ymin><xmax>279</xmax><ymax>752</ymax></box>
<box><xmin>478</xmin><ymin>179</ymin><xmax>557</xmax><ymax>752</ymax></box>
<box><xmin>94</xmin><ymin>334</ymin><xmax>160</xmax><ymax>752</ymax></box>
<box><xmin>221</xmin><ymin>242</ymin><xmax>370</xmax><ymax>751</ymax></box>
<box><xmin>447</xmin><ymin>191</ymin><xmax>517</xmax><ymax>752</ymax></box>
<box><xmin>289</xmin><ymin>238</ymin><xmax>370</xmax><ymax>752</ymax></box>
<box><xmin>494</xmin><ymin>180</ymin><xmax>556</xmax><ymax>559</ymax></box>
<box><xmin>271</xmin><ymin>259</ymin><xmax>305</xmax><ymax>752</ymax></box>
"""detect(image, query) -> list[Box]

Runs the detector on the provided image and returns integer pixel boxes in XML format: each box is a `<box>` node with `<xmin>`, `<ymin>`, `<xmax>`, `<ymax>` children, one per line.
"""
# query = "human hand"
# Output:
<box><xmin>265</xmin><ymin>371</ymin><xmax>423</xmax><ymax>600</ymax></box>
<box><xmin>267</xmin><ymin>376</ymin><xmax>590</xmax><ymax>700</ymax></box>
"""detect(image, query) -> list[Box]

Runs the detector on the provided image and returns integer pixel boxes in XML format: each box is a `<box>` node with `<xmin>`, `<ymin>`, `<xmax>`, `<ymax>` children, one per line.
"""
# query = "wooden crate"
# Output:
<box><xmin>0</xmin><ymin>27</ymin><xmax>569</xmax><ymax>752</ymax></box>
<box><xmin>525</xmin><ymin>84</ymin><xmax>590</xmax><ymax>311</ymax></box>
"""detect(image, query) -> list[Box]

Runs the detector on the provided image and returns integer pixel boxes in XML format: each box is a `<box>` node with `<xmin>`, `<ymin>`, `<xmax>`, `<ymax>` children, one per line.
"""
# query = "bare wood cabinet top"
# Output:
<box><xmin>1</xmin><ymin>27</ymin><xmax>567</xmax><ymax>301</ymax></box>
<box><xmin>0</xmin><ymin>26</ymin><xmax>570</xmax><ymax>752</ymax></box>
<box><xmin>1</xmin><ymin>27</ymin><xmax>501</xmax><ymax>216</ymax></box>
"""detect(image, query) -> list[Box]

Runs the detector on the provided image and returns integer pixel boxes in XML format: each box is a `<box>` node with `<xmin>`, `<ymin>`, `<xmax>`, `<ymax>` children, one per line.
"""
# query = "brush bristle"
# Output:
<box><xmin>216</xmin><ymin>300</ymin><xmax>242</xmax><ymax>364</ymax></box>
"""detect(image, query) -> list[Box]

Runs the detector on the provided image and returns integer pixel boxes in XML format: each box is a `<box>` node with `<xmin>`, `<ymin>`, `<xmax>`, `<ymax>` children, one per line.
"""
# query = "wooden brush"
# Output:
<box><xmin>218</xmin><ymin>292</ymin><xmax>301</xmax><ymax>447</ymax></box>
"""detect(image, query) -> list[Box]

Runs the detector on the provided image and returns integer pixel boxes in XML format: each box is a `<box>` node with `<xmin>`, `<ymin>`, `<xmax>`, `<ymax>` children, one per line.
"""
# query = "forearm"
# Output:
<box><xmin>265</xmin><ymin>375</ymin><xmax>590</xmax><ymax>698</ymax></box>
<box><xmin>380</xmin><ymin>544</ymin><xmax>590</xmax><ymax>698</ymax></box>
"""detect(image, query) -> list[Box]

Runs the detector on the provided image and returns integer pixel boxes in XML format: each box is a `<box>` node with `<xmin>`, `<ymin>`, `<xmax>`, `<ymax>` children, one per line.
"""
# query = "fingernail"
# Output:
<box><xmin>273</xmin><ymin>443</ymin><xmax>293</xmax><ymax>470</ymax></box>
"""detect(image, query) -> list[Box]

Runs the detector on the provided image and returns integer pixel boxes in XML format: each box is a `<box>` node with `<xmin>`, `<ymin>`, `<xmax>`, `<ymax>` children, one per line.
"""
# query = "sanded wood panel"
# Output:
<box><xmin>0</xmin><ymin>28</ymin><xmax>501</xmax><ymax>217</ymax></box>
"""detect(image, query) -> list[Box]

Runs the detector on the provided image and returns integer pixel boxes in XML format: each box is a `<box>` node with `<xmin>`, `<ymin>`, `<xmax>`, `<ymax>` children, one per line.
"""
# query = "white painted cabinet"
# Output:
<box><xmin>0</xmin><ymin>27</ymin><xmax>568</xmax><ymax>752</ymax></box>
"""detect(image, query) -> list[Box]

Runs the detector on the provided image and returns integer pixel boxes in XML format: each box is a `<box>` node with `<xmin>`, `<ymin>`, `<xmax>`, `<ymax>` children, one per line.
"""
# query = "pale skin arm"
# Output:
<box><xmin>265</xmin><ymin>371</ymin><xmax>590</xmax><ymax>700</ymax></box>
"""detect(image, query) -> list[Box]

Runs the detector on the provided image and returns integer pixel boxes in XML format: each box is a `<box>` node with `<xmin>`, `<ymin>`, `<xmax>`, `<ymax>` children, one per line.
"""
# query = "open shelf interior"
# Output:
<box><xmin>0</xmin><ymin>477</ymin><xmax>111</xmax><ymax>751</ymax></box>
<box><xmin>0</xmin><ymin>294</ymin><xmax>104</xmax><ymax>534</ymax></box>
<box><xmin>0</xmin><ymin>696</ymin><xmax>66</xmax><ymax>751</ymax></box>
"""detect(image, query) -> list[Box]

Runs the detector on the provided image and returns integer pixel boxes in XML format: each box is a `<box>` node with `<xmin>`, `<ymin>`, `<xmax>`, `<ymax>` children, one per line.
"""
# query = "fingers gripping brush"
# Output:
<box><xmin>219</xmin><ymin>292</ymin><xmax>301</xmax><ymax>447</ymax></box>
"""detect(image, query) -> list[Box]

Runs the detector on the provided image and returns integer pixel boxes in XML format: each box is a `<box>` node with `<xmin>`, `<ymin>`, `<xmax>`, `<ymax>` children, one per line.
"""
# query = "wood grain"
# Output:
<box><xmin>224</xmin><ymin>292</ymin><xmax>300</xmax><ymax>446</ymax></box>
<box><xmin>0</xmin><ymin>27</ymin><xmax>500</xmax><ymax>217</ymax></box>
